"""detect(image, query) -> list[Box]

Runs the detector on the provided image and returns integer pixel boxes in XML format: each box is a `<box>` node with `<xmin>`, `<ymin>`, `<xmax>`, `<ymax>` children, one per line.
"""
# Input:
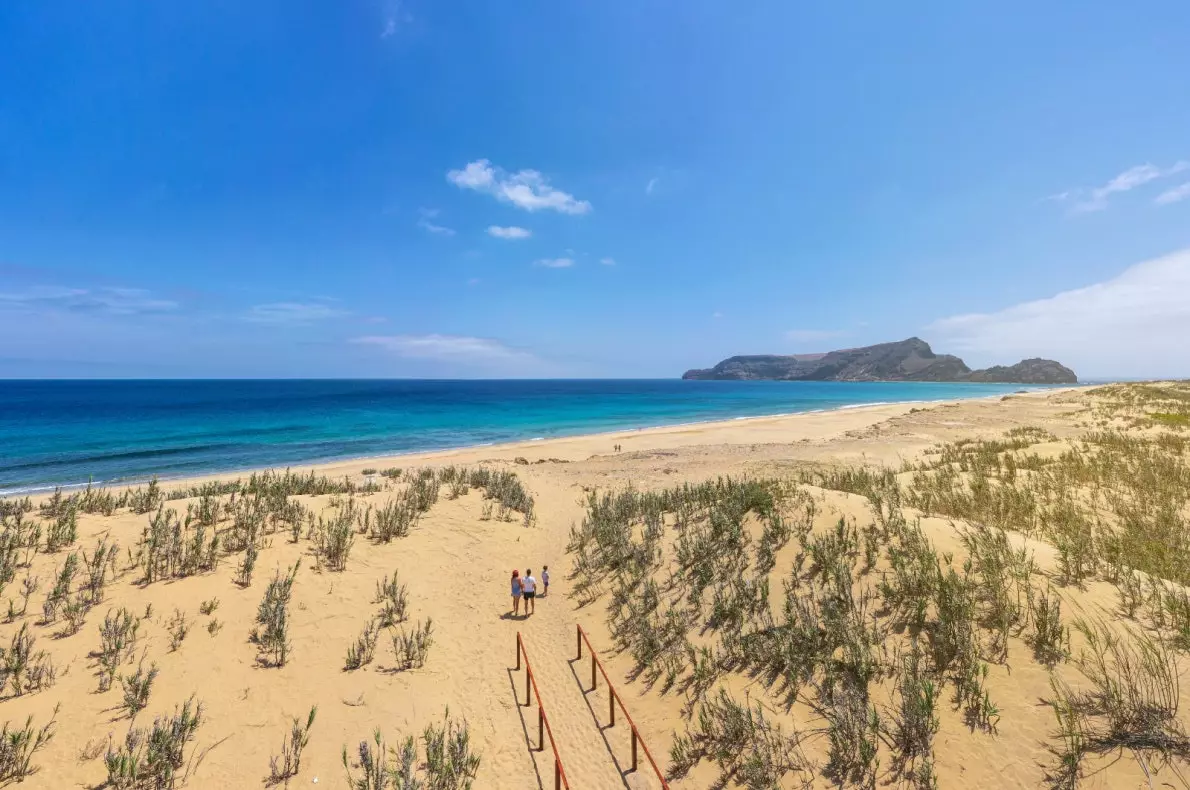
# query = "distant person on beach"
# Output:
<box><xmin>523</xmin><ymin>569</ymin><xmax>538</xmax><ymax>614</ymax></box>
<box><xmin>542</xmin><ymin>565</ymin><xmax>550</xmax><ymax>597</ymax></box>
<box><xmin>511</xmin><ymin>570</ymin><xmax>523</xmax><ymax>616</ymax></box>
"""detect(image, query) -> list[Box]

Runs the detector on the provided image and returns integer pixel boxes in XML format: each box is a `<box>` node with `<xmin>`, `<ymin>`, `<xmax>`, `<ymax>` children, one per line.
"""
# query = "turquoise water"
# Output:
<box><xmin>0</xmin><ymin>379</ymin><xmax>1036</xmax><ymax>494</ymax></box>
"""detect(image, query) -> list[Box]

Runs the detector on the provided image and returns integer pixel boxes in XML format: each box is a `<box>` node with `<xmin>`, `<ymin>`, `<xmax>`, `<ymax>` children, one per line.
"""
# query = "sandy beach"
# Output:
<box><xmin>3</xmin><ymin>383</ymin><xmax>1184</xmax><ymax>789</ymax></box>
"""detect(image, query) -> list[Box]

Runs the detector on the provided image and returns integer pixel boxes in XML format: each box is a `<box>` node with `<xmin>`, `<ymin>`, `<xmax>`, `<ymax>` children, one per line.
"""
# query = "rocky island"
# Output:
<box><xmin>682</xmin><ymin>337</ymin><xmax>1077</xmax><ymax>384</ymax></box>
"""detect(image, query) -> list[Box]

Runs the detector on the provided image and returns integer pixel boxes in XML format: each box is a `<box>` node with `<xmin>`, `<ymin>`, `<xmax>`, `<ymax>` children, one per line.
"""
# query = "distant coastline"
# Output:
<box><xmin>0</xmin><ymin>379</ymin><xmax>1077</xmax><ymax>496</ymax></box>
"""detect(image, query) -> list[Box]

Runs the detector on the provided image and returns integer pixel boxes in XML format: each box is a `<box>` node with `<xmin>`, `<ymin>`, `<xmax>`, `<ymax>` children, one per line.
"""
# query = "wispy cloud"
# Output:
<box><xmin>928</xmin><ymin>247</ymin><xmax>1190</xmax><ymax>378</ymax></box>
<box><xmin>351</xmin><ymin>334</ymin><xmax>531</xmax><ymax>361</ymax></box>
<box><xmin>486</xmin><ymin>225</ymin><xmax>531</xmax><ymax>239</ymax></box>
<box><xmin>1155</xmin><ymin>182</ymin><xmax>1190</xmax><ymax>206</ymax></box>
<box><xmin>416</xmin><ymin>208</ymin><xmax>454</xmax><ymax>236</ymax></box>
<box><xmin>785</xmin><ymin>329</ymin><xmax>848</xmax><ymax>345</ymax></box>
<box><xmin>646</xmin><ymin>177</ymin><xmax>659</xmax><ymax>195</ymax></box>
<box><xmin>712</xmin><ymin>311</ymin><xmax>724</xmax><ymax>319</ymax></box>
<box><xmin>243</xmin><ymin>302</ymin><xmax>347</xmax><ymax>324</ymax></box>
<box><xmin>1052</xmin><ymin>161</ymin><xmax>1189</xmax><ymax>213</ymax></box>
<box><xmin>0</xmin><ymin>286</ymin><xmax>178</xmax><ymax>315</ymax></box>
<box><xmin>534</xmin><ymin>257</ymin><xmax>575</xmax><ymax>269</ymax></box>
<box><xmin>418</xmin><ymin>218</ymin><xmax>455</xmax><ymax>236</ymax></box>
<box><xmin>380</xmin><ymin>0</ymin><xmax>410</xmax><ymax>38</ymax></box>
<box><xmin>599</xmin><ymin>257</ymin><xmax>616</xmax><ymax>266</ymax></box>
<box><xmin>447</xmin><ymin>159</ymin><xmax>591</xmax><ymax>215</ymax></box>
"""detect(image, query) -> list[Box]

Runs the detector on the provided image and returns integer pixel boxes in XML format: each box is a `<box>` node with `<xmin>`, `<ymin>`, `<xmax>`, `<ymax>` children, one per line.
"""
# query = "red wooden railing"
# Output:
<box><xmin>575</xmin><ymin>624</ymin><xmax>671</xmax><ymax>789</ymax></box>
<box><xmin>515</xmin><ymin>632</ymin><xmax>572</xmax><ymax>790</ymax></box>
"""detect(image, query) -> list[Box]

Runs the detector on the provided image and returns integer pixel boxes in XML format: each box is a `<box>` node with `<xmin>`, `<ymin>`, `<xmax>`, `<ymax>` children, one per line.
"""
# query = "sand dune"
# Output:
<box><xmin>3</xmin><ymin>385</ymin><xmax>1185</xmax><ymax>789</ymax></box>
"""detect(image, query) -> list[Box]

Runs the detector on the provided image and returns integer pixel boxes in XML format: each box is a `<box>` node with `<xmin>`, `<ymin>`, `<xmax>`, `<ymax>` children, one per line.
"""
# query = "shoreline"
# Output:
<box><xmin>0</xmin><ymin>384</ymin><xmax>1089</xmax><ymax>498</ymax></box>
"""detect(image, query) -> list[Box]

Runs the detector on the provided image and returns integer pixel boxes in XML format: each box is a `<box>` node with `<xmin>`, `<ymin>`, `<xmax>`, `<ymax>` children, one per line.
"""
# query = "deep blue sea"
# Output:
<box><xmin>0</xmin><ymin>379</ymin><xmax>1037</xmax><ymax>494</ymax></box>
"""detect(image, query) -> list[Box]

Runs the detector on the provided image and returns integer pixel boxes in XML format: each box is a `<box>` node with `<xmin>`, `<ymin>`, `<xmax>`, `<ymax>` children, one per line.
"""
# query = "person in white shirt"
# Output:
<box><xmin>522</xmin><ymin>569</ymin><xmax>538</xmax><ymax>614</ymax></box>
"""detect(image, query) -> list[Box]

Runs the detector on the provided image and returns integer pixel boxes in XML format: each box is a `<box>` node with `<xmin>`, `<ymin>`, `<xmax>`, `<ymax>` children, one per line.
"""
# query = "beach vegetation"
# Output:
<box><xmin>0</xmin><ymin>623</ymin><xmax>57</xmax><ymax>697</ymax></box>
<box><xmin>120</xmin><ymin>655</ymin><xmax>159</xmax><ymax>717</ymax></box>
<box><xmin>41</xmin><ymin>551</ymin><xmax>79</xmax><ymax>624</ymax></box>
<box><xmin>83</xmin><ymin>535</ymin><xmax>120</xmax><ymax>605</ymax></box>
<box><xmin>0</xmin><ymin>705</ymin><xmax>58</xmax><ymax>783</ymax></box>
<box><xmin>44</xmin><ymin>506</ymin><xmax>78</xmax><ymax>552</ymax></box>
<box><xmin>252</xmin><ymin>561</ymin><xmax>299</xmax><ymax>667</ymax></box>
<box><xmin>342</xmin><ymin>708</ymin><xmax>480</xmax><ymax>790</ymax></box>
<box><xmin>393</xmin><ymin>618</ymin><xmax>433</xmax><ymax>670</ymax></box>
<box><xmin>345</xmin><ymin>620</ymin><xmax>380</xmax><ymax>670</ymax></box>
<box><xmin>269</xmin><ymin>705</ymin><xmax>317</xmax><ymax>785</ymax></box>
<box><xmin>104</xmin><ymin>695</ymin><xmax>204</xmax><ymax>789</ymax></box>
<box><xmin>374</xmin><ymin>571</ymin><xmax>408</xmax><ymax>627</ymax></box>
<box><xmin>313</xmin><ymin>504</ymin><xmax>355</xmax><ymax>571</ymax></box>
<box><xmin>1046</xmin><ymin>620</ymin><xmax>1188</xmax><ymax>789</ymax></box>
<box><xmin>97</xmin><ymin>607</ymin><xmax>141</xmax><ymax>692</ymax></box>
<box><xmin>167</xmin><ymin>608</ymin><xmax>190</xmax><ymax>650</ymax></box>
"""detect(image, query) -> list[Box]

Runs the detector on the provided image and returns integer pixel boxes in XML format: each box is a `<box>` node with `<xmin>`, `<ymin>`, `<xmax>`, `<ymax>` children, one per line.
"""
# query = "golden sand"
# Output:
<box><xmin>0</xmin><ymin>387</ymin><xmax>1163</xmax><ymax>788</ymax></box>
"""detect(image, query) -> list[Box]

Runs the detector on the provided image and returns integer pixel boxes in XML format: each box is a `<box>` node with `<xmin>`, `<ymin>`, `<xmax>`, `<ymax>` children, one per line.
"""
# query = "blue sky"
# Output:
<box><xmin>2</xmin><ymin>1</ymin><xmax>1189</xmax><ymax>379</ymax></box>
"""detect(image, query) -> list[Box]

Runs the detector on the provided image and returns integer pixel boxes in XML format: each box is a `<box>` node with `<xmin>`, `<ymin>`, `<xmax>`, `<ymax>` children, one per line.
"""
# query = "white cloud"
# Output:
<box><xmin>0</xmin><ymin>286</ymin><xmax>178</xmax><ymax>316</ymax></box>
<box><xmin>487</xmin><ymin>225</ymin><xmax>531</xmax><ymax>239</ymax></box>
<box><xmin>599</xmin><ymin>257</ymin><xmax>616</xmax><ymax>266</ymax></box>
<box><xmin>244</xmin><ymin>302</ymin><xmax>347</xmax><ymax>324</ymax></box>
<box><xmin>1053</xmin><ymin>161</ymin><xmax>1189</xmax><ymax>213</ymax></box>
<box><xmin>928</xmin><ymin>248</ymin><xmax>1190</xmax><ymax>378</ymax></box>
<box><xmin>447</xmin><ymin>159</ymin><xmax>591</xmax><ymax>214</ymax></box>
<box><xmin>712</xmin><ymin>311</ymin><xmax>724</xmax><ymax>319</ymax></box>
<box><xmin>351</xmin><ymin>334</ymin><xmax>530</xmax><ymax>362</ymax></box>
<box><xmin>418</xmin><ymin>216</ymin><xmax>455</xmax><ymax>236</ymax></box>
<box><xmin>646</xmin><ymin>177</ymin><xmax>659</xmax><ymax>195</ymax></box>
<box><xmin>1155</xmin><ymin>182</ymin><xmax>1190</xmax><ymax>206</ymax></box>
<box><xmin>534</xmin><ymin>258</ymin><xmax>575</xmax><ymax>269</ymax></box>
<box><xmin>380</xmin><ymin>1</ymin><xmax>410</xmax><ymax>37</ymax></box>
<box><xmin>785</xmin><ymin>329</ymin><xmax>848</xmax><ymax>344</ymax></box>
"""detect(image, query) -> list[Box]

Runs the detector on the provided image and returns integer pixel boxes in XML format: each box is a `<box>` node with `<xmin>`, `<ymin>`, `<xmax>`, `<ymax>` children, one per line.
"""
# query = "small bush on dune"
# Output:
<box><xmin>120</xmin><ymin>656</ymin><xmax>159</xmax><ymax>718</ymax></box>
<box><xmin>342</xmin><ymin>708</ymin><xmax>480</xmax><ymax>790</ymax></box>
<box><xmin>393</xmin><ymin>619</ymin><xmax>434</xmax><ymax>671</ymax></box>
<box><xmin>269</xmin><ymin>705</ymin><xmax>317</xmax><ymax>785</ymax></box>
<box><xmin>0</xmin><ymin>623</ymin><xmax>57</xmax><ymax>697</ymax></box>
<box><xmin>252</xmin><ymin>561</ymin><xmax>299</xmax><ymax>667</ymax></box>
<box><xmin>168</xmin><ymin>609</ymin><xmax>190</xmax><ymax>651</ymax></box>
<box><xmin>83</xmin><ymin>536</ymin><xmax>120</xmax><ymax>605</ymax></box>
<box><xmin>889</xmin><ymin>641</ymin><xmax>940</xmax><ymax>789</ymax></box>
<box><xmin>104</xmin><ymin>696</ymin><xmax>204</xmax><ymax>789</ymax></box>
<box><xmin>374</xmin><ymin>572</ymin><xmax>408</xmax><ymax>627</ymax></box>
<box><xmin>237</xmin><ymin>541</ymin><xmax>258</xmax><ymax>587</ymax></box>
<box><xmin>1047</xmin><ymin>620</ymin><xmax>1190</xmax><ymax>789</ymax></box>
<box><xmin>345</xmin><ymin>620</ymin><xmax>380</xmax><ymax>671</ymax></box>
<box><xmin>41</xmin><ymin>551</ymin><xmax>79</xmax><ymax>624</ymax></box>
<box><xmin>668</xmin><ymin>689</ymin><xmax>811</xmax><ymax>787</ymax></box>
<box><xmin>0</xmin><ymin>704</ymin><xmax>58</xmax><ymax>782</ymax></box>
<box><xmin>45</xmin><ymin>507</ymin><xmax>78</xmax><ymax>552</ymax></box>
<box><xmin>97</xmin><ymin>607</ymin><xmax>141</xmax><ymax>693</ymax></box>
<box><xmin>313</xmin><ymin>507</ymin><xmax>355</xmax><ymax>571</ymax></box>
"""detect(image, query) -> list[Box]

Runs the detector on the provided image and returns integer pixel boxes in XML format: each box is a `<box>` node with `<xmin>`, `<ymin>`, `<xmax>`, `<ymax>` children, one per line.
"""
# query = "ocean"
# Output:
<box><xmin>0</xmin><ymin>379</ymin><xmax>1037</xmax><ymax>494</ymax></box>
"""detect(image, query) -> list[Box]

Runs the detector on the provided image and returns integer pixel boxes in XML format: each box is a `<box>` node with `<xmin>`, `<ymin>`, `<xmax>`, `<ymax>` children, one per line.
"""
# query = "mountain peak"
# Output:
<box><xmin>682</xmin><ymin>338</ymin><xmax>1076</xmax><ymax>384</ymax></box>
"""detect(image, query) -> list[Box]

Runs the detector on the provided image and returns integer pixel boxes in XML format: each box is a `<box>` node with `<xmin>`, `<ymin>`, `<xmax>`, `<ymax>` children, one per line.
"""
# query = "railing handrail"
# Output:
<box><xmin>575</xmin><ymin>624</ymin><xmax>671</xmax><ymax>789</ymax></box>
<box><xmin>515</xmin><ymin>632</ymin><xmax>572</xmax><ymax>790</ymax></box>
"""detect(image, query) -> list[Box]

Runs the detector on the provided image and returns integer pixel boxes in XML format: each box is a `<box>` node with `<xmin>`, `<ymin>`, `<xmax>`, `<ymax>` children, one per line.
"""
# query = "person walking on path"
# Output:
<box><xmin>542</xmin><ymin>565</ymin><xmax>550</xmax><ymax>597</ymax></box>
<box><xmin>510</xmin><ymin>570</ymin><xmax>523</xmax><ymax>616</ymax></box>
<box><xmin>522</xmin><ymin>569</ymin><xmax>538</xmax><ymax>615</ymax></box>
